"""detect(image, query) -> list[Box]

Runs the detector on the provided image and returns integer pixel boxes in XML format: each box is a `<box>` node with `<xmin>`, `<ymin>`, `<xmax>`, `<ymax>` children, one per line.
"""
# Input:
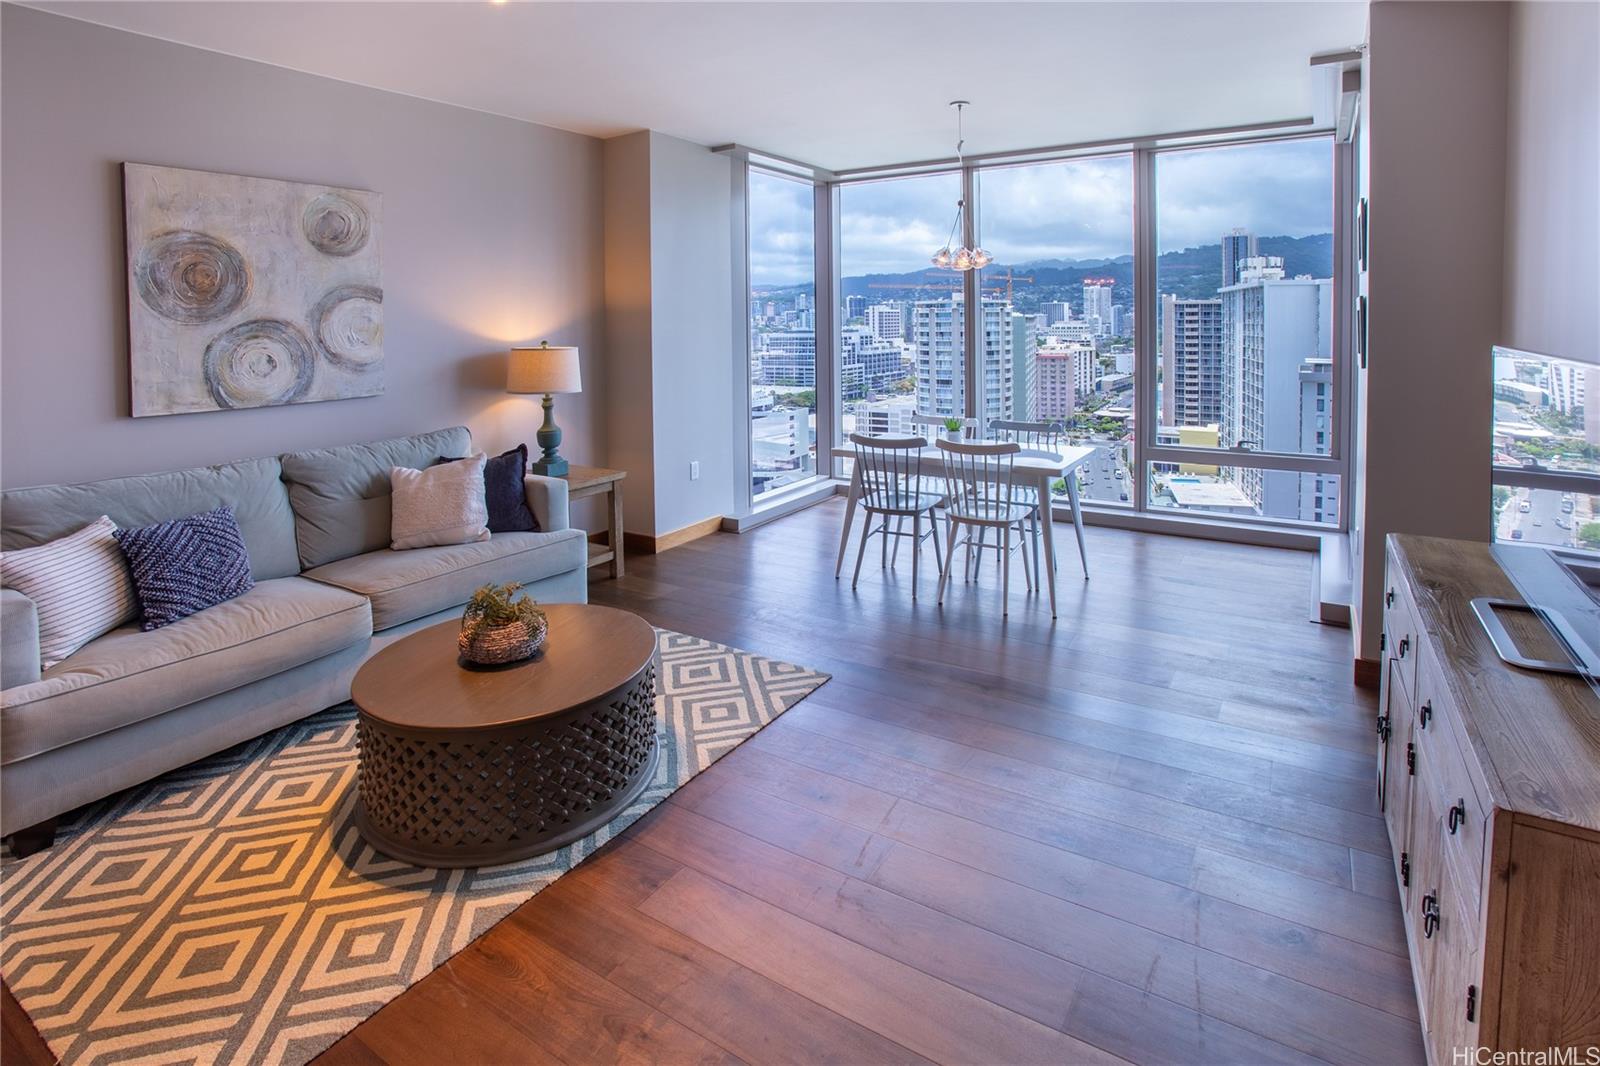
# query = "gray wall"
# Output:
<box><xmin>601</xmin><ymin>130</ymin><xmax>736</xmax><ymax>538</ymax></box>
<box><xmin>1352</xmin><ymin>1</ymin><xmax>1509</xmax><ymax>662</ymax></box>
<box><xmin>1503</xmin><ymin>0</ymin><xmax>1600</xmax><ymax>366</ymax></box>
<box><xmin>646</xmin><ymin>132</ymin><xmax>737</xmax><ymax>535</ymax></box>
<box><xmin>602</xmin><ymin>131</ymin><xmax>658</xmax><ymax>534</ymax></box>
<box><xmin>1</xmin><ymin>5</ymin><xmax>606</xmax><ymax>502</ymax></box>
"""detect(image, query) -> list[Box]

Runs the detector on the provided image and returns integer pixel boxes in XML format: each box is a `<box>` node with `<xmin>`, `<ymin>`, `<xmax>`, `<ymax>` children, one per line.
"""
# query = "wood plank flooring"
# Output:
<box><xmin>1</xmin><ymin>501</ymin><xmax>1422</xmax><ymax>1064</ymax></box>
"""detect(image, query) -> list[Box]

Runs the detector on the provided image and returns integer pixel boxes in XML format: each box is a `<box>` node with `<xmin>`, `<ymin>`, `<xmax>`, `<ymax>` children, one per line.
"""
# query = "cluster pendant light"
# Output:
<box><xmin>931</xmin><ymin>100</ymin><xmax>992</xmax><ymax>272</ymax></box>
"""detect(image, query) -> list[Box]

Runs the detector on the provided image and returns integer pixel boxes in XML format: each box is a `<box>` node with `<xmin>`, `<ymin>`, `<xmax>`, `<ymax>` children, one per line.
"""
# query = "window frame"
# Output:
<box><xmin>732</xmin><ymin>121</ymin><xmax>1355</xmax><ymax>532</ymax></box>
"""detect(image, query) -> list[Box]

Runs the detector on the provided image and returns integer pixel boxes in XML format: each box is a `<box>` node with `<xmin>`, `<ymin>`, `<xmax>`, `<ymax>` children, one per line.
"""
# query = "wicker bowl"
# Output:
<box><xmin>458</xmin><ymin>612</ymin><xmax>548</xmax><ymax>666</ymax></box>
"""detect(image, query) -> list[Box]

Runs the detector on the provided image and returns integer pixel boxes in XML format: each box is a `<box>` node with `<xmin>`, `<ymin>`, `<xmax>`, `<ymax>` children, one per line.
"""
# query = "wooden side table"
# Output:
<box><xmin>562</xmin><ymin>466</ymin><xmax>626</xmax><ymax>578</ymax></box>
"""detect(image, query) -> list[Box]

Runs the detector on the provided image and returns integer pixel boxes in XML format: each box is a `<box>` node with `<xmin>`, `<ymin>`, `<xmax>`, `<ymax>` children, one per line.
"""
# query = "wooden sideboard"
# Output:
<box><xmin>1377</xmin><ymin>535</ymin><xmax>1600</xmax><ymax>1065</ymax></box>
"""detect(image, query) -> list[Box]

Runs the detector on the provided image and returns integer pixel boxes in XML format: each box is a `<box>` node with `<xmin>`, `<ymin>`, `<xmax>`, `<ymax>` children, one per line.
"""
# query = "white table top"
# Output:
<box><xmin>830</xmin><ymin>443</ymin><xmax>1097</xmax><ymax>476</ymax></box>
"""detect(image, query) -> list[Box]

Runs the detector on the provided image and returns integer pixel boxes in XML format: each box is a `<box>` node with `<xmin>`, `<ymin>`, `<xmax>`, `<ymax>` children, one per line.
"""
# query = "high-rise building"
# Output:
<box><xmin>1219</xmin><ymin>258</ymin><xmax>1332</xmax><ymax>519</ymax></box>
<box><xmin>1046</xmin><ymin>320</ymin><xmax>1095</xmax><ymax>345</ymax></box>
<box><xmin>1010</xmin><ymin>312</ymin><xmax>1037</xmax><ymax>420</ymax></box>
<box><xmin>751</xmin><ymin>406</ymin><xmax>814</xmax><ymax>495</ymax></box>
<box><xmin>1109</xmin><ymin>304</ymin><xmax>1127</xmax><ymax>338</ymax></box>
<box><xmin>913</xmin><ymin>296</ymin><xmax>1012</xmax><ymax>427</ymax></box>
<box><xmin>865</xmin><ymin>303</ymin><xmax>905</xmax><ymax>343</ymax></box>
<box><xmin>839</xmin><ymin>326</ymin><xmax>903</xmax><ymax>401</ymax></box>
<box><xmin>757</xmin><ymin>330</ymin><xmax>817</xmax><ymax>387</ymax></box>
<box><xmin>1041</xmin><ymin>301</ymin><xmax>1071</xmax><ymax>325</ymax></box>
<box><xmin>1297</xmin><ymin>357</ymin><xmax>1339</xmax><ymax>523</ymax></box>
<box><xmin>844</xmin><ymin>295</ymin><xmax>867</xmax><ymax>321</ymax></box>
<box><xmin>1160</xmin><ymin>294</ymin><xmax>1223</xmax><ymax>429</ymax></box>
<box><xmin>1035</xmin><ymin>341</ymin><xmax>1096</xmax><ymax>420</ymax></box>
<box><xmin>1221</xmin><ymin>228</ymin><xmax>1257</xmax><ymax>288</ymax></box>
<box><xmin>1082</xmin><ymin>278</ymin><xmax>1115</xmax><ymax>336</ymax></box>
<box><xmin>853</xmin><ymin>396</ymin><xmax>919</xmax><ymax>437</ymax></box>
<box><xmin>1548</xmin><ymin>360</ymin><xmax>1587</xmax><ymax>415</ymax></box>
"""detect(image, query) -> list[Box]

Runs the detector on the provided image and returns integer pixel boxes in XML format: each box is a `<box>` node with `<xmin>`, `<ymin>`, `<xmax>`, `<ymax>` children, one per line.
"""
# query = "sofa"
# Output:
<box><xmin>0</xmin><ymin>426</ymin><xmax>589</xmax><ymax>849</ymax></box>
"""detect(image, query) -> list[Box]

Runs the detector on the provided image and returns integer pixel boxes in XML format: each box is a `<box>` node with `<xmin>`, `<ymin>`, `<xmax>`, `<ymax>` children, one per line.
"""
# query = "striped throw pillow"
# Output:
<box><xmin>0</xmin><ymin>516</ymin><xmax>138</xmax><ymax>669</ymax></box>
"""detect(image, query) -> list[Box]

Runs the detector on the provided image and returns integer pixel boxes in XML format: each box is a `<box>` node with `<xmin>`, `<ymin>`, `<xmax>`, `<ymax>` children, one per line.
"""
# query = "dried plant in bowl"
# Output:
<box><xmin>458</xmin><ymin>582</ymin><xmax>548</xmax><ymax>665</ymax></box>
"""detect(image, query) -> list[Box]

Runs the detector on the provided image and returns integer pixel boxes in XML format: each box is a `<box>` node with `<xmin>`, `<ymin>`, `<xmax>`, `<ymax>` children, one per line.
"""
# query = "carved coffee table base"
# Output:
<box><xmin>354</xmin><ymin>659</ymin><xmax>658</xmax><ymax>868</ymax></box>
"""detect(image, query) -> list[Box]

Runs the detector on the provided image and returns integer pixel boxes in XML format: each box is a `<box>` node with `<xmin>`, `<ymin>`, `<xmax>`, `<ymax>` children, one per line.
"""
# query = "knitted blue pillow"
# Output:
<box><xmin>113</xmin><ymin>505</ymin><xmax>255</xmax><ymax>630</ymax></box>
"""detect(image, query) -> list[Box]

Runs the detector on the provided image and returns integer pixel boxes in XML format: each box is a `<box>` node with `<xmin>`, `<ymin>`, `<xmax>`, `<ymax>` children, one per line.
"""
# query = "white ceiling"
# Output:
<box><xmin>29</xmin><ymin>1</ymin><xmax>1368</xmax><ymax>170</ymax></box>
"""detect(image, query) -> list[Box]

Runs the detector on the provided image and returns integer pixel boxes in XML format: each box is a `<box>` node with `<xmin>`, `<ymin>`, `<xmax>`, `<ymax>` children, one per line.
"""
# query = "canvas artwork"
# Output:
<box><xmin>123</xmin><ymin>163</ymin><xmax>384</xmax><ymax>417</ymax></box>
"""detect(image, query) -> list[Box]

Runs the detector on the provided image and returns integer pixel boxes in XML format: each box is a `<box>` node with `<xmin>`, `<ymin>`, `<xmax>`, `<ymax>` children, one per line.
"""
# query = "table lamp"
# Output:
<box><xmin>508</xmin><ymin>342</ymin><xmax>582</xmax><ymax>476</ymax></box>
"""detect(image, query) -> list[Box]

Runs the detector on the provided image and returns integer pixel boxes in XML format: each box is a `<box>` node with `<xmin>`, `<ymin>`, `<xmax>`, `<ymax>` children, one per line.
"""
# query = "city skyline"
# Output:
<box><xmin>748</xmin><ymin>138</ymin><xmax>1333</xmax><ymax>285</ymax></box>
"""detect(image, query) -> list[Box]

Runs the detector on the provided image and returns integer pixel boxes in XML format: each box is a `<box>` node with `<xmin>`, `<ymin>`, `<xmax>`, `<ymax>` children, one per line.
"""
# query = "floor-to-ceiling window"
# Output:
<box><xmin>1146</xmin><ymin>135</ymin><xmax>1341</xmax><ymax>525</ymax></box>
<box><xmin>747</xmin><ymin>168</ymin><xmax>817</xmax><ymax>500</ymax></box>
<box><xmin>737</xmin><ymin>129</ymin><xmax>1348</xmax><ymax>534</ymax></box>
<box><xmin>976</xmin><ymin>155</ymin><xmax>1136</xmax><ymax>506</ymax></box>
<box><xmin>836</xmin><ymin>172</ymin><xmax>963</xmax><ymax>442</ymax></box>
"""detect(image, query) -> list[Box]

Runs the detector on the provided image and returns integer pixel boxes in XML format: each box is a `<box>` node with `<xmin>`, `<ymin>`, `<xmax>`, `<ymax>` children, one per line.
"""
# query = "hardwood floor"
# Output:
<box><xmin>1</xmin><ymin>501</ymin><xmax>1423</xmax><ymax>1065</ymax></box>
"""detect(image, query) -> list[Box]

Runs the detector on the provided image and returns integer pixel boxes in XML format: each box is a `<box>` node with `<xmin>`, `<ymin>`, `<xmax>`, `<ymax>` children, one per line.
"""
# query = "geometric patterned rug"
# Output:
<box><xmin>1</xmin><ymin>629</ymin><xmax>828</xmax><ymax>1066</ymax></box>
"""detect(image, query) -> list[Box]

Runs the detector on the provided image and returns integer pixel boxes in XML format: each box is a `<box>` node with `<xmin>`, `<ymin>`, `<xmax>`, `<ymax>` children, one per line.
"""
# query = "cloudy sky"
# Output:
<box><xmin>748</xmin><ymin>137</ymin><xmax>1333</xmax><ymax>286</ymax></box>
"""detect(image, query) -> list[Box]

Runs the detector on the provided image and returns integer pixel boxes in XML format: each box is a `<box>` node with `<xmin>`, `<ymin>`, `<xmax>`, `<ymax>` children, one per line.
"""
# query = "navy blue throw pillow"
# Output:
<box><xmin>435</xmin><ymin>445</ymin><xmax>539</xmax><ymax>533</ymax></box>
<box><xmin>113</xmin><ymin>505</ymin><xmax>255</xmax><ymax>630</ymax></box>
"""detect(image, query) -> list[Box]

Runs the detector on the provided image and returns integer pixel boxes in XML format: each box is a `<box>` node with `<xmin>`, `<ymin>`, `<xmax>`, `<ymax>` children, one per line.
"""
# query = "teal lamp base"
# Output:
<box><xmin>530</xmin><ymin>393</ymin><xmax>569</xmax><ymax>477</ymax></box>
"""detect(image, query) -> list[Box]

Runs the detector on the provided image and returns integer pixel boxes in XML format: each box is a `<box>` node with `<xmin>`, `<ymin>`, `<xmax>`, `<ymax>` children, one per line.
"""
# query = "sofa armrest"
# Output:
<box><xmin>1</xmin><ymin>588</ymin><xmax>42</xmax><ymax>689</ymax></box>
<box><xmin>524</xmin><ymin>474</ymin><xmax>571</xmax><ymax>533</ymax></box>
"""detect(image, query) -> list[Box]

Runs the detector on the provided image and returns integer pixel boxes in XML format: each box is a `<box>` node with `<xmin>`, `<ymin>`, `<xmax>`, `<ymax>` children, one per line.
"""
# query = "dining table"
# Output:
<box><xmin>830</xmin><ymin>441</ymin><xmax>1097</xmax><ymax>617</ymax></box>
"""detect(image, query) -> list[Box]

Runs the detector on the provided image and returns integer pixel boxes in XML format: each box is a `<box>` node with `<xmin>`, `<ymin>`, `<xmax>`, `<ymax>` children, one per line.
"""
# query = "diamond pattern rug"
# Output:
<box><xmin>1</xmin><ymin>629</ymin><xmax>828</xmax><ymax>1066</ymax></box>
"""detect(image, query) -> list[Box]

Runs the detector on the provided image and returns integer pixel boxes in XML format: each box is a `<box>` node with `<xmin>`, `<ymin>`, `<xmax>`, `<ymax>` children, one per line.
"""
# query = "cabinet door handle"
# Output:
<box><xmin>1375</xmin><ymin>714</ymin><xmax>1390</xmax><ymax>740</ymax></box>
<box><xmin>1400</xmin><ymin>851</ymin><xmax>1410</xmax><ymax>887</ymax></box>
<box><xmin>1407</xmin><ymin>742</ymin><xmax>1415</xmax><ymax>775</ymax></box>
<box><xmin>1398</xmin><ymin>637</ymin><xmax>1410</xmax><ymax>659</ymax></box>
<box><xmin>1386</xmin><ymin>588</ymin><xmax>1395</xmax><ymax>608</ymax></box>
<box><xmin>1419</xmin><ymin>702</ymin><xmax>1432</xmax><ymax>730</ymax></box>
<box><xmin>1422</xmin><ymin>893</ymin><xmax>1440</xmax><ymax>938</ymax></box>
<box><xmin>1449</xmin><ymin>799</ymin><xmax>1467</xmax><ymax>834</ymax></box>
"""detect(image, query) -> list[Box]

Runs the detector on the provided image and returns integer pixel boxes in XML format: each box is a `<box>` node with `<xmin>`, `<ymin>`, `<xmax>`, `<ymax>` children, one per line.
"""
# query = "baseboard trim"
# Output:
<box><xmin>622</xmin><ymin>515</ymin><xmax>724</xmax><ymax>555</ymax></box>
<box><xmin>1353</xmin><ymin>657</ymin><xmax>1381</xmax><ymax>689</ymax></box>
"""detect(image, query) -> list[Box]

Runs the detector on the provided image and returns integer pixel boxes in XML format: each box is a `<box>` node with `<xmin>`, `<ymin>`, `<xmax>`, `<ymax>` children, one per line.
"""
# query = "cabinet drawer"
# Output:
<box><xmin>1413</xmin><ymin>662</ymin><xmax>1488</xmax><ymax>925</ymax></box>
<box><xmin>1382</xmin><ymin>558</ymin><xmax>1420</xmax><ymax>703</ymax></box>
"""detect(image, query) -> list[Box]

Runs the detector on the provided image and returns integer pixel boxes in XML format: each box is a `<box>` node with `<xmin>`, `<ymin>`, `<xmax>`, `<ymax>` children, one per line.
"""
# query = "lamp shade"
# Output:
<box><xmin>507</xmin><ymin>344</ymin><xmax>582</xmax><ymax>394</ymax></box>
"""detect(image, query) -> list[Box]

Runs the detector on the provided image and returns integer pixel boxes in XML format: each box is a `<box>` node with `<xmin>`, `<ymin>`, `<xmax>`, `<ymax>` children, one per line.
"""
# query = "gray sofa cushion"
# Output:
<box><xmin>280</xmin><ymin>427</ymin><xmax>472</xmax><ymax>569</ymax></box>
<box><xmin>301</xmin><ymin>529</ymin><xmax>586</xmax><ymax>631</ymax></box>
<box><xmin>1</xmin><ymin>589</ymin><xmax>40</xmax><ymax>689</ymax></box>
<box><xmin>0</xmin><ymin>576</ymin><xmax>371</xmax><ymax>764</ymax></box>
<box><xmin>1</xmin><ymin>457</ymin><xmax>301</xmax><ymax>581</ymax></box>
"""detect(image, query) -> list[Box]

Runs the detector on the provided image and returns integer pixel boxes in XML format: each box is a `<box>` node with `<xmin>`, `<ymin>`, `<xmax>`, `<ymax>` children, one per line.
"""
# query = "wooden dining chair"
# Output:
<box><xmin>934</xmin><ymin>439</ymin><xmax>1034</xmax><ymax>616</ymax></box>
<box><xmin>847</xmin><ymin>433</ymin><xmax>945</xmax><ymax>598</ymax></box>
<box><xmin>989</xmin><ymin>419</ymin><xmax>1066</xmax><ymax>589</ymax></box>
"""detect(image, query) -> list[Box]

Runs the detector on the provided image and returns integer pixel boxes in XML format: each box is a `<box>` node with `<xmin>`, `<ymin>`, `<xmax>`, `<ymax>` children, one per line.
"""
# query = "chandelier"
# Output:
<box><xmin>931</xmin><ymin>101</ymin><xmax>992</xmax><ymax>272</ymax></box>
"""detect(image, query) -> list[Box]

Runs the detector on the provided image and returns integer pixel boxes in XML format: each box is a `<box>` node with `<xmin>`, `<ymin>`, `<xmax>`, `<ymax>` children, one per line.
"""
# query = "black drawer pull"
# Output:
<box><xmin>1422</xmin><ymin>893</ymin><xmax>1440</xmax><ymax>938</ymax></box>
<box><xmin>1386</xmin><ymin>588</ymin><xmax>1396</xmax><ymax>608</ymax></box>
<box><xmin>1398</xmin><ymin>637</ymin><xmax>1410</xmax><ymax>659</ymax></box>
<box><xmin>1419</xmin><ymin>702</ymin><xmax>1432</xmax><ymax>730</ymax></box>
<box><xmin>1376</xmin><ymin>714</ymin><xmax>1390</xmax><ymax>740</ymax></box>
<box><xmin>1449</xmin><ymin>799</ymin><xmax>1467</xmax><ymax>834</ymax></box>
<box><xmin>1407</xmin><ymin>742</ymin><xmax>1415</xmax><ymax>775</ymax></box>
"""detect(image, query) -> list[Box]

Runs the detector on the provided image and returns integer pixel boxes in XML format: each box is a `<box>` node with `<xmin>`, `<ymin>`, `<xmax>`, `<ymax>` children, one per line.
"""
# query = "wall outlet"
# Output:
<box><xmin>690</xmin><ymin>460</ymin><xmax>700</xmax><ymax>481</ymax></box>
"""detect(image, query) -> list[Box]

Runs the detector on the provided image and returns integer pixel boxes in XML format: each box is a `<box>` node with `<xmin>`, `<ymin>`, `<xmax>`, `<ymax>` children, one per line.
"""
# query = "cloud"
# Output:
<box><xmin>748</xmin><ymin>137</ymin><xmax>1332</xmax><ymax>286</ymax></box>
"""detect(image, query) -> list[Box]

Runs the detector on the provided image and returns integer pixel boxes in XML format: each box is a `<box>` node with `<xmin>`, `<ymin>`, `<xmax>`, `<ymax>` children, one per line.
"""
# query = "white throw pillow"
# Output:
<box><xmin>0</xmin><ymin>515</ymin><xmax>138</xmax><ymax>669</ymax></box>
<box><xmin>390</xmin><ymin>454</ymin><xmax>491</xmax><ymax>550</ymax></box>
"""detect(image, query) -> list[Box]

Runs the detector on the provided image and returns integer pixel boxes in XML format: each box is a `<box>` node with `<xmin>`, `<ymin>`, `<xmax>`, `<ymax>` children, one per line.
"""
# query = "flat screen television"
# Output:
<box><xmin>1489</xmin><ymin>346</ymin><xmax>1600</xmax><ymax>697</ymax></box>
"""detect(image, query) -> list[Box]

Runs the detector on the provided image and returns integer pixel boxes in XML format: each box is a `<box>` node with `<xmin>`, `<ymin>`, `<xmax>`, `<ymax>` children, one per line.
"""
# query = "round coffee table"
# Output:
<box><xmin>350</xmin><ymin>603</ymin><xmax>659</xmax><ymax>867</ymax></box>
